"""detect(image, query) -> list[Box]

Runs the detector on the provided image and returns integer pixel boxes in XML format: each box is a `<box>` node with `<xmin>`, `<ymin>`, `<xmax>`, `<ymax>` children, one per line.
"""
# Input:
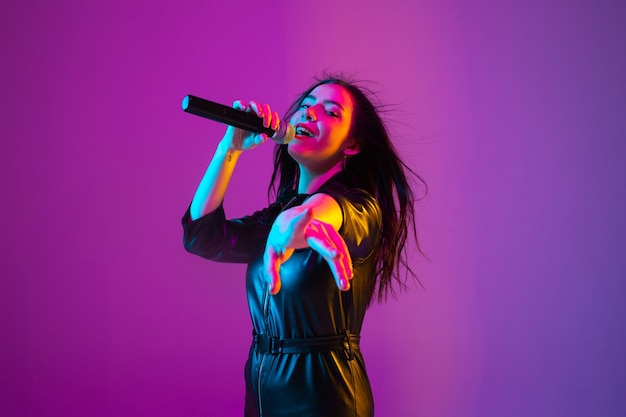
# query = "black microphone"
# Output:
<box><xmin>181</xmin><ymin>95</ymin><xmax>295</xmax><ymax>144</ymax></box>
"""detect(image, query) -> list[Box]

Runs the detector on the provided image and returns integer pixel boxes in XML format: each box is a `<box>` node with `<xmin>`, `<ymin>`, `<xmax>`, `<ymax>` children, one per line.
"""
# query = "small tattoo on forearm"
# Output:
<box><xmin>227</xmin><ymin>154</ymin><xmax>232</xmax><ymax>162</ymax></box>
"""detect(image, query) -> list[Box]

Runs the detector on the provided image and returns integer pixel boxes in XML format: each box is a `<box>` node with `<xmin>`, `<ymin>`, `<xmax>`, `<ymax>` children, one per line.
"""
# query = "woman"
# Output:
<box><xmin>182</xmin><ymin>76</ymin><xmax>424</xmax><ymax>417</ymax></box>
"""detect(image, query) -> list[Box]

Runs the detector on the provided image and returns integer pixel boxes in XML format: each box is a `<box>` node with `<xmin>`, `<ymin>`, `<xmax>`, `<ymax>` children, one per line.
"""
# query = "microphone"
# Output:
<box><xmin>181</xmin><ymin>95</ymin><xmax>295</xmax><ymax>144</ymax></box>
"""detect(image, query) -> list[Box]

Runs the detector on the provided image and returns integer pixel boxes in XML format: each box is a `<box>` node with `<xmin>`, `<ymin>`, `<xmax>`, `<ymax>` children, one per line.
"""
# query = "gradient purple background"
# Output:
<box><xmin>1</xmin><ymin>1</ymin><xmax>625</xmax><ymax>416</ymax></box>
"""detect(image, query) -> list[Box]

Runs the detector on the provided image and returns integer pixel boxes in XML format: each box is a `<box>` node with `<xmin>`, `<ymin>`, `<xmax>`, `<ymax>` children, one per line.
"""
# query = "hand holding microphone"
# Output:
<box><xmin>182</xmin><ymin>95</ymin><xmax>295</xmax><ymax>146</ymax></box>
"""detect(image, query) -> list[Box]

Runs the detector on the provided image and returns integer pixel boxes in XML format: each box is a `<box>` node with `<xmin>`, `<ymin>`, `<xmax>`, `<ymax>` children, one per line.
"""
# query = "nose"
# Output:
<box><xmin>303</xmin><ymin>107</ymin><xmax>316</xmax><ymax>122</ymax></box>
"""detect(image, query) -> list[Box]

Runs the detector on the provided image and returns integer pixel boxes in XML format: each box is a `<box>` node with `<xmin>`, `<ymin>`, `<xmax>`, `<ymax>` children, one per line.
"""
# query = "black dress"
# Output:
<box><xmin>182</xmin><ymin>171</ymin><xmax>382</xmax><ymax>417</ymax></box>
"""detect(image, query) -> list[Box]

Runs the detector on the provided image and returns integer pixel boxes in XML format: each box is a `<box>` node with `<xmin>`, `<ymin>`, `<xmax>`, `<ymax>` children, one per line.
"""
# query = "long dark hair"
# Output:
<box><xmin>269</xmin><ymin>75</ymin><xmax>426</xmax><ymax>302</ymax></box>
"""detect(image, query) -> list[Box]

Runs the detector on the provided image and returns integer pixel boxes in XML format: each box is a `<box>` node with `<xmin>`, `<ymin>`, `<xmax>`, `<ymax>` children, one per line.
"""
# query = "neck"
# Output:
<box><xmin>298</xmin><ymin>161</ymin><xmax>344</xmax><ymax>194</ymax></box>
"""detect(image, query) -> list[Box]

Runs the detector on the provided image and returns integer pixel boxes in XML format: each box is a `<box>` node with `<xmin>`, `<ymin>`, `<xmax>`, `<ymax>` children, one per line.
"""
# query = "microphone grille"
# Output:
<box><xmin>272</xmin><ymin>123</ymin><xmax>295</xmax><ymax>144</ymax></box>
<box><xmin>282</xmin><ymin>124</ymin><xmax>295</xmax><ymax>144</ymax></box>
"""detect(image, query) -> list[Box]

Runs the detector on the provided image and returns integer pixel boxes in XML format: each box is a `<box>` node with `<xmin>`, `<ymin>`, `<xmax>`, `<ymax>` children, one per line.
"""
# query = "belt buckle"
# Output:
<box><xmin>255</xmin><ymin>334</ymin><xmax>283</xmax><ymax>354</ymax></box>
<box><xmin>268</xmin><ymin>336</ymin><xmax>283</xmax><ymax>354</ymax></box>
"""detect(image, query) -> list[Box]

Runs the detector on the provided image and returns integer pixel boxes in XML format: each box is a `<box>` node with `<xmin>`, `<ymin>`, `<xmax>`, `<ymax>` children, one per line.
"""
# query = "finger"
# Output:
<box><xmin>322</xmin><ymin>249</ymin><xmax>351</xmax><ymax>291</ymax></box>
<box><xmin>254</xmin><ymin>133</ymin><xmax>268</xmax><ymax>145</ymax></box>
<box><xmin>271</xmin><ymin>111</ymin><xmax>281</xmax><ymax>131</ymax></box>
<box><xmin>249</xmin><ymin>101</ymin><xmax>265</xmax><ymax>118</ymax></box>
<box><xmin>260</xmin><ymin>103</ymin><xmax>272</xmax><ymax>128</ymax></box>
<box><xmin>305</xmin><ymin>221</ymin><xmax>338</xmax><ymax>258</ymax></box>
<box><xmin>233</xmin><ymin>100</ymin><xmax>246</xmax><ymax>111</ymax></box>
<box><xmin>305</xmin><ymin>222</ymin><xmax>352</xmax><ymax>291</ymax></box>
<box><xmin>307</xmin><ymin>220</ymin><xmax>352</xmax><ymax>278</ymax></box>
<box><xmin>319</xmin><ymin>221</ymin><xmax>353</xmax><ymax>280</ymax></box>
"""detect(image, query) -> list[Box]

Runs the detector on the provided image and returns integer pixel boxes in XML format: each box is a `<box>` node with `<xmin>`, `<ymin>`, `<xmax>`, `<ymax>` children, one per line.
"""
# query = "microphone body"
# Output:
<box><xmin>181</xmin><ymin>95</ymin><xmax>295</xmax><ymax>144</ymax></box>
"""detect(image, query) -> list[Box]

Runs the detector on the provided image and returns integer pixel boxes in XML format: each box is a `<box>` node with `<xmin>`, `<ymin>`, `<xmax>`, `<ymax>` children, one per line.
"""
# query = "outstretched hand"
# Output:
<box><xmin>263</xmin><ymin>208</ymin><xmax>353</xmax><ymax>295</ymax></box>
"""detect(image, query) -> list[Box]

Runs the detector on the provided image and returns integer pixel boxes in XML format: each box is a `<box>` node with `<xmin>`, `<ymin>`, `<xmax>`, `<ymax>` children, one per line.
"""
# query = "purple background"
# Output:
<box><xmin>1</xmin><ymin>1</ymin><xmax>625</xmax><ymax>416</ymax></box>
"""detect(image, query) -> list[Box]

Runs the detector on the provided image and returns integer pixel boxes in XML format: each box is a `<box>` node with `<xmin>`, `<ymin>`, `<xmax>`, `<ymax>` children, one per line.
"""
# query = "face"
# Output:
<box><xmin>287</xmin><ymin>83</ymin><xmax>357</xmax><ymax>171</ymax></box>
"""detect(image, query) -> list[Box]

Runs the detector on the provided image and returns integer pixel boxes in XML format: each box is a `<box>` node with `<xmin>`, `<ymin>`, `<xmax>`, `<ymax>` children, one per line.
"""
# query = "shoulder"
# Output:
<box><xmin>313</xmin><ymin>173</ymin><xmax>381</xmax><ymax>258</ymax></box>
<box><xmin>314</xmin><ymin>172</ymin><xmax>381</xmax><ymax>221</ymax></box>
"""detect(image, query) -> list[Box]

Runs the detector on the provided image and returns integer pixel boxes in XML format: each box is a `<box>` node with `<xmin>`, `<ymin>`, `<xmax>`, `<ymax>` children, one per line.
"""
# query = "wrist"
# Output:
<box><xmin>216</xmin><ymin>139</ymin><xmax>243</xmax><ymax>158</ymax></box>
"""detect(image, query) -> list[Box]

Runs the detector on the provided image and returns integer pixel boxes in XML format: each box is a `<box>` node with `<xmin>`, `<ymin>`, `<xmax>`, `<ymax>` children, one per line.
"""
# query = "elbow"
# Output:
<box><xmin>182</xmin><ymin>235</ymin><xmax>200</xmax><ymax>256</ymax></box>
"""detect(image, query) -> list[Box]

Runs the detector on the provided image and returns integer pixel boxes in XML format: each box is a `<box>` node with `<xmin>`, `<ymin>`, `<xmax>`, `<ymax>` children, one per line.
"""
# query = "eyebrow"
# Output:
<box><xmin>304</xmin><ymin>94</ymin><xmax>345</xmax><ymax>111</ymax></box>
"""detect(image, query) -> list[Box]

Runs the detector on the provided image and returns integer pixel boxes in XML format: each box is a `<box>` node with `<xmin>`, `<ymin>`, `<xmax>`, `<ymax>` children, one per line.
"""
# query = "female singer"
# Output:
<box><xmin>182</xmin><ymin>76</ymin><xmax>425</xmax><ymax>417</ymax></box>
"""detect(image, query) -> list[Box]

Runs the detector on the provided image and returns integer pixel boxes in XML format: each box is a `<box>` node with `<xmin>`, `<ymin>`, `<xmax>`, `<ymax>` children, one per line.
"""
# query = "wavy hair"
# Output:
<box><xmin>269</xmin><ymin>75</ymin><xmax>426</xmax><ymax>302</ymax></box>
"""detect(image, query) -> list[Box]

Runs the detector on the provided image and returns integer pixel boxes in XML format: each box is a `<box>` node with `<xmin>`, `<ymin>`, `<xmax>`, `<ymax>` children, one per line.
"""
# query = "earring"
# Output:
<box><xmin>343</xmin><ymin>154</ymin><xmax>347</xmax><ymax>170</ymax></box>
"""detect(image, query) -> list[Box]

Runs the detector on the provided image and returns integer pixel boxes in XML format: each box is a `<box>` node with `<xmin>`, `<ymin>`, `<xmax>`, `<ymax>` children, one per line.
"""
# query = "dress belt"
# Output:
<box><xmin>252</xmin><ymin>331</ymin><xmax>360</xmax><ymax>356</ymax></box>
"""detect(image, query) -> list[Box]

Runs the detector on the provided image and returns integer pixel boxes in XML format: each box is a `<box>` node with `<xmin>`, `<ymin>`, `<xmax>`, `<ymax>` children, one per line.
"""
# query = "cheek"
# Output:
<box><xmin>329</xmin><ymin>123</ymin><xmax>352</xmax><ymax>146</ymax></box>
<box><xmin>288</xmin><ymin>112</ymin><xmax>301</xmax><ymax>125</ymax></box>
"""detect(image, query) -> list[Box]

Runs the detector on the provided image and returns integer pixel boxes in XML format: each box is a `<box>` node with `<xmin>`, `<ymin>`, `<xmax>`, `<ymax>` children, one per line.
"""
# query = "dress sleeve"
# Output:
<box><xmin>181</xmin><ymin>200</ymin><xmax>283</xmax><ymax>264</ymax></box>
<box><xmin>312</xmin><ymin>186</ymin><xmax>382</xmax><ymax>263</ymax></box>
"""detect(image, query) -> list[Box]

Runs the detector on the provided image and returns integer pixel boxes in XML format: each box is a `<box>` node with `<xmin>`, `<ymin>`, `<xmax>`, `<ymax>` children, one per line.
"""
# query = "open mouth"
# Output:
<box><xmin>295</xmin><ymin>125</ymin><xmax>315</xmax><ymax>138</ymax></box>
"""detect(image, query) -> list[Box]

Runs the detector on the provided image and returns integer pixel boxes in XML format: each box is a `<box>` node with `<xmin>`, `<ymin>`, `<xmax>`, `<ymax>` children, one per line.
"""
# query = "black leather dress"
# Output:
<box><xmin>182</xmin><ymin>172</ymin><xmax>382</xmax><ymax>417</ymax></box>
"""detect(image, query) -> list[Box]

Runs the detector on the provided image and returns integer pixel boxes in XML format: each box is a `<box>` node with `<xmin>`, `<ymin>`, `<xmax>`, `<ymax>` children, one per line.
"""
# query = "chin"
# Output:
<box><xmin>287</xmin><ymin>142</ymin><xmax>308</xmax><ymax>160</ymax></box>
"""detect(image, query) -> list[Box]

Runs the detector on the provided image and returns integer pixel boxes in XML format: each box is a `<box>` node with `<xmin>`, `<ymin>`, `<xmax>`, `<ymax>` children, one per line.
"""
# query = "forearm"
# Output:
<box><xmin>189</xmin><ymin>140</ymin><xmax>242</xmax><ymax>220</ymax></box>
<box><xmin>188</xmin><ymin>99</ymin><xmax>280</xmax><ymax>219</ymax></box>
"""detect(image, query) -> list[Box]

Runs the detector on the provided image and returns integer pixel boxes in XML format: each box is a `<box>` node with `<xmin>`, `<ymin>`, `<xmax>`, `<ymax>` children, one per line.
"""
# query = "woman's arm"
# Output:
<box><xmin>189</xmin><ymin>101</ymin><xmax>280</xmax><ymax>220</ymax></box>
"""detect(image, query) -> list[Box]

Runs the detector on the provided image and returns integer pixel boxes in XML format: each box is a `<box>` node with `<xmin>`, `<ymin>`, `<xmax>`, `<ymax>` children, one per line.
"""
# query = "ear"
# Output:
<box><xmin>343</xmin><ymin>138</ymin><xmax>361</xmax><ymax>156</ymax></box>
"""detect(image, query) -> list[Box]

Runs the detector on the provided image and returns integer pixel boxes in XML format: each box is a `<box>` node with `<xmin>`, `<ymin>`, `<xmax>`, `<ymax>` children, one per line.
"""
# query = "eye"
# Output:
<box><xmin>326</xmin><ymin>110</ymin><xmax>339</xmax><ymax>118</ymax></box>
<box><xmin>299</xmin><ymin>103</ymin><xmax>311</xmax><ymax>109</ymax></box>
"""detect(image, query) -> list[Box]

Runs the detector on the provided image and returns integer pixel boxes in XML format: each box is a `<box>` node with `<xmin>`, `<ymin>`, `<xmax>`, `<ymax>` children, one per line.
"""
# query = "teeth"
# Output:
<box><xmin>296</xmin><ymin>126</ymin><xmax>314</xmax><ymax>137</ymax></box>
